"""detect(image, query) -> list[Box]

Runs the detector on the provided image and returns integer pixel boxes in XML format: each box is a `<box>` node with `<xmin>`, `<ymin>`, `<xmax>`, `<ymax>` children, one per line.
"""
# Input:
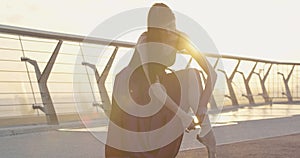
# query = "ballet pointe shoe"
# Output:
<box><xmin>196</xmin><ymin>130</ymin><xmax>217</xmax><ymax>158</ymax></box>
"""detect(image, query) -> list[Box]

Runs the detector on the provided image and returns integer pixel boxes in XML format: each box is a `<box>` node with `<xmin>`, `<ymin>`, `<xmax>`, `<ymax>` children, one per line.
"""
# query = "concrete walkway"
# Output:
<box><xmin>0</xmin><ymin>104</ymin><xmax>299</xmax><ymax>157</ymax></box>
<box><xmin>178</xmin><ymin>133</ymin><xmax>300</xmax><ymax>158</ymax></box>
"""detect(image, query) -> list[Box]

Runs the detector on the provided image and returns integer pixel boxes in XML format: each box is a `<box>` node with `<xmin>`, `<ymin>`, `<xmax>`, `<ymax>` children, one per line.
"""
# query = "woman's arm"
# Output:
<box><xmin>176</xmin><ymin>31</ymin><xmax>217</xmax><ymax>115</ymax></box>
<box><xmin>193</xmin><ymin>52</ymin><xmax>217</xmax><ymax>115</ymax></box>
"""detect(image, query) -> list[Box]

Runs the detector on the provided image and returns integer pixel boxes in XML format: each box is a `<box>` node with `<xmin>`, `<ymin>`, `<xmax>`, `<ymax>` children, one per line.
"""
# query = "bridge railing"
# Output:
<box><xmin>0</xmin><ymin>24</ymin><xmax>299</xmax><ymax>125</ymax></box>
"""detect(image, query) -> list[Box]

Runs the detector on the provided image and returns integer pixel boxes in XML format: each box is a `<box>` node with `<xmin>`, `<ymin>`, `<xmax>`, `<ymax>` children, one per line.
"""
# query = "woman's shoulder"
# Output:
<box><xmin>137</xmin><ymin>31</ymin><xmax>148</xmax><ymax>44</ymax></box>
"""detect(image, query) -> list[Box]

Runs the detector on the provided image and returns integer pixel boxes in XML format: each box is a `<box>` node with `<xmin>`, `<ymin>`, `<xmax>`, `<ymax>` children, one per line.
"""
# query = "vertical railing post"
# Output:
<box><xmin>237</xmin><ymin>62</ymin><xmax>257</xmax><ymax>105</ymax></box>
<box><xmin>254</xmin><ymin>64</ymin><xmax>272</xmax><ymax>103</ymax></box>
<box><xmin>98</xmin><ymin>47</ymin><xmax>118</xmax><ymax>115</ymax></box>
<box><xmin>20</xmin><ymin>40</ymin><xmax>62</xmax><ymax>125</ymax></box>
<box><xmin>82</xmin><ymin>47</ymin><xmax>118</xmax><ymax>116</ymax></box>
<box><xmin>217</xmin><ymin>60</ymin><xmax>240</xmax><ymax>106</ymax></box>
<box><xmin>213</xmin><ymin>58</ymin><xmax>220</xmax><ymax>69</ymax></box>
<box><xmin>277</xmin><ymin>65</ymin><xmax>295</xmax><ymax>103</ymax></box>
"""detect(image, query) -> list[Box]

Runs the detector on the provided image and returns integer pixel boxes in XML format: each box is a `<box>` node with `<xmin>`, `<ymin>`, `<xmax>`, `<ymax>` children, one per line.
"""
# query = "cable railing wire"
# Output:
<box><xmin>0</xmin><ymin>24</ymin><xmax>299</xmax><ymax>120</ymax></box>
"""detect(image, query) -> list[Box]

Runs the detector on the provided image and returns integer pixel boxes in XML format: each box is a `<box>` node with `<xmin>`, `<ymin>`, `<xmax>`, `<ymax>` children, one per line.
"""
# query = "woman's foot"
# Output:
<box><xmin>196</xmin><ymin>130</ymin><xmax>217</xmax><ymax>158</ymax></box>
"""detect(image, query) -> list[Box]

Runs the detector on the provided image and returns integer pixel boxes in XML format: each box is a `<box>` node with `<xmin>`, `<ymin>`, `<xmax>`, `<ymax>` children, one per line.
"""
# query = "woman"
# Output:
<box><xmin>105</xmin><ymin>3</ymin><xmax>217</xmax><ymax>158</ymax></box>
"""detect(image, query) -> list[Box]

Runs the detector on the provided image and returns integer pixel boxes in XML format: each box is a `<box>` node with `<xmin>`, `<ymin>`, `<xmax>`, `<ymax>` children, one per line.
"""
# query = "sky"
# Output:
<box><xmin>1</xmin><ymin>0</ymin><xmax>300</xmax><ymax>62</ymax></box>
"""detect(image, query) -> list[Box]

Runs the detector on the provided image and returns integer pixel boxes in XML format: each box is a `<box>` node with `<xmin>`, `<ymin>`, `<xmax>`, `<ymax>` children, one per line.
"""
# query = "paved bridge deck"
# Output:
<box><xmin>0</xmin><ymin>103</ymin><xmax>299</xmax><ymax>157</ymax></box>
<box><xmin>178</xmin><ymin>133</ymin><xmax>300</xmax><ymax>158</ymax></box>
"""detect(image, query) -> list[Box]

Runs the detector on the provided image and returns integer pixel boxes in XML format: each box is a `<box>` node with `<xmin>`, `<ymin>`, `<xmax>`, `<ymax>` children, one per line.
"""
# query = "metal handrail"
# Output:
<box><xmin>0</xmin><ymin>24</ymin><xmax>135</xmax><ymax>48</ymax></box>
<box><xmin>1</xmin><ymin>24</ymin><xmax>300</xmax><ymax>65</ymax></box>
<box><xmin>204</xmin><ymin>53</ymin><xmax>300</xmax><ymax>65</ymax></box>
